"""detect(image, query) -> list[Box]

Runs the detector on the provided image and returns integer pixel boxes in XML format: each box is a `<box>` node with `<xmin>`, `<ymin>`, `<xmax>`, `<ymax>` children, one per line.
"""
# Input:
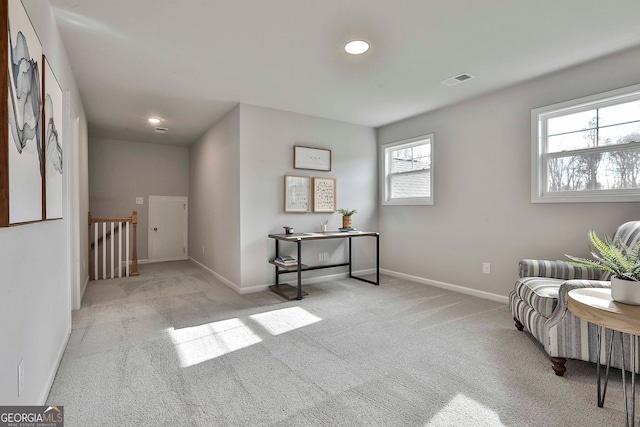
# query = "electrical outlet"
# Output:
<box><xmin>18</xmin><ymin>360</ymin><xmax>23</xmax><ymax>397</ymax></box>
<box><xmin>323</xmin><ymin>252</ymin><xmax>329</xmax><ymax>262</ymax></box>
<box><xmin>483</xmin><ymin>262</ymin><xmax>491</xmax><ymax>275</ymax></box>
<box><xmin>319</xmin><ymin>253</ymin><xmax>324</xmax><ymax>262</ymax></box>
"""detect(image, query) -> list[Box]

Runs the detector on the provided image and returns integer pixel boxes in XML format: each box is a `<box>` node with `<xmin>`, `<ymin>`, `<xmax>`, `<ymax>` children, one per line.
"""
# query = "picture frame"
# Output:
<box><xmin>294</xmin><ymin>145</ymin><xmax>331</xmax><ymax>171</ymax></box>
<box><xmin>43</xmin><ymin>55</ymin><xmax>63</xmax><ymax>220</ymax></box>
<box><xmin>1</xmin><ymin>0</ymin><xmax>44</xmax><ymax>226</ymax></box>
<box><xmin>284</xmin><ymin>175</ymin><xmax>311</xmax><ymax>213</ymax></box>
<box><xmin>313</xmin><ymin>177</ymin><xmax>336</xmax><ymax>212</ymax></box>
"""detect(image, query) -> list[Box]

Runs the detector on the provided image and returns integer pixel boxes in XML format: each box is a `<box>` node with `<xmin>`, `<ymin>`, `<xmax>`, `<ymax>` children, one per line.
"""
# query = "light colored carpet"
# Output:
<box><xmin>48</xmin><ymin>260</ymin><xmax>627</xmax><ymax>426</ymax></box>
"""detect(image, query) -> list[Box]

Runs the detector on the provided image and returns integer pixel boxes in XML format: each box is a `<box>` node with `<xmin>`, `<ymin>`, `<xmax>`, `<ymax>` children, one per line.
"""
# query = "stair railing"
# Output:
<box><xmin>88</xmin><ymin>211</ymin><xmax>139</xmax><ymax>280</ymax></box>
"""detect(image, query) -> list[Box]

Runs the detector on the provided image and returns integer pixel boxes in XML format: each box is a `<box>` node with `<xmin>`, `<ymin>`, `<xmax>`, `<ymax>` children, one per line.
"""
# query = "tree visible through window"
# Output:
<box><xmin>532</xmin><ymin>85</ymin><xmax>640</xmax><ymax>202</ymax></box>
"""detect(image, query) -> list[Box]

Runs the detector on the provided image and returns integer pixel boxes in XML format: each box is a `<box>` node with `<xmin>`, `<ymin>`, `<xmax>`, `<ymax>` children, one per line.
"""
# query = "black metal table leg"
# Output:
<box><xmin>297</xmin><ymin>238</ymin><xmax>302</xmax><ymax>300</ymax></box>
<box><xmin>632</xmin><ymin>335</ymin><xmax>637</xmax><ymax>427</ymax></box>
<box><xmin>376</xmin><ymin>233</ymin><xmax>379</xmax><ymax>285</ymax></box>
<box><xmin>275</xmin><ymin>239</ymin><xmax>280</xmax><ymax>285</ymax></box>
<box><xmin>348</xmin><ymin>237</ymin><xmax>352</xmax><ymax>278</ymax></box>
<box><xmin>597</xmin><ymin>326</ymin><xmax>614</xmax><ymax>408</ymax></box>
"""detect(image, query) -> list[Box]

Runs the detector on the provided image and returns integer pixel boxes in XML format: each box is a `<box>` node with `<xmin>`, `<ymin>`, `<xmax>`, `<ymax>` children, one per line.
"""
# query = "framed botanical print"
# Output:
<box><xmin>284</xmin><ymin>175</ymin><xmax>310</xmax><ymax>213</ymax></box>
<box><xmin>313</xmin><ymin>177</ymin><xmax>336</xmax><ymax>212</ymax></box>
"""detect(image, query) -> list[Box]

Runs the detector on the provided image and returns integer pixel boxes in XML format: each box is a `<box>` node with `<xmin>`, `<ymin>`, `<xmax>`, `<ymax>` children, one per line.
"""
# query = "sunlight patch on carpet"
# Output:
<box><xmin>425</xmin><ymin>394</ymin><xmax>505</xmax><ymax>426</ymax></box>
<box><xmin>168</xmin><ymin>318</ymin><xmax>262</xmax><ymax>368</ymax></box>
<box><xmin>249</xmin><ymin>306</ymin><xmax>322</xmax><ymax>335</ymax></box>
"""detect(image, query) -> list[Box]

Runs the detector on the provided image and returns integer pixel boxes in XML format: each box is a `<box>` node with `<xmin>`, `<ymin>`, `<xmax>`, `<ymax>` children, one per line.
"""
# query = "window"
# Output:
<box><xmin>532</xmin><ymin>84</ymin><xmax>640</xmax><ymax>203</ymax></box>
<box><xmin>381</xmin><ymin>134</ymin><xmax>433</xmax><ymax>205</ymax></box>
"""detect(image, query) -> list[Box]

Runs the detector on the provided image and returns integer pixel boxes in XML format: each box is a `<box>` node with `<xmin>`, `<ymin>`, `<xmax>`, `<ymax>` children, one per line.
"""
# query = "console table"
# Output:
<box><xmin>267</xmin><ymin>231</ymin><xmax>379</xmax><ymax>300</ymax></box>
<box><xmin>568</xmin><ymin>288</ymin><xmax>640</xmax><ymax>426</ymax></box>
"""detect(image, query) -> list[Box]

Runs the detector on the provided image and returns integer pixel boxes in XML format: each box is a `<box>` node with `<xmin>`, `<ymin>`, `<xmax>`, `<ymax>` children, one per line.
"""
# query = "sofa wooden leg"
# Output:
<box><xmin>514</xmin><ymin>317</ymin><xmax>524</xmax><ymax>331</ymax></box>
<box><xmin>550</xmin><ymin>357</ymin><xmax>566</xmax><ymax>376</ymax></box>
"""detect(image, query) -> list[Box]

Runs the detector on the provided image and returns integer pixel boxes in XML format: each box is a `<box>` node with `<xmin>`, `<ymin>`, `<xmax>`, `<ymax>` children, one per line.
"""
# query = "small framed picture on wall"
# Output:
<box><xmin>313</xmin><ymin>177</ymin><xmax>336</xmax><ymax>212</ymax></box>
<box><xmin>284</xmin><ymin>175</ymin><xmax>311</xmax><ymax>213</ymax></box>
<box><xmin>294</xmin><ymin>145</ymin><xmax>331</xmax><ymax>171</ymax></box>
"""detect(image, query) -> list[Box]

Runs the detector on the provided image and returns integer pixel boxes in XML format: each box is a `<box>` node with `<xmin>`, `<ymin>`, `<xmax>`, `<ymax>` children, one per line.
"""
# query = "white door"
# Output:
<box><xmin>149</xmin><ymin>196</ymin><xmax>188</xmax><ymax>262</ymax></box>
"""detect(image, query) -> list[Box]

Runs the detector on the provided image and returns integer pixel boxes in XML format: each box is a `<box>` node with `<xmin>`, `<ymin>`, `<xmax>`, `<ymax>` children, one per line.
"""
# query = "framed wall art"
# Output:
<box><xmin>43</xmin><ymin>56</ymin><xmax>63</xmax><ymax>220</ymax></box>
<box><xmin>284</xmin><ymin>175</ymin><xmax>310</xmax><ymax>213</ymax></box>
<box><xmin>1</xmin><ymin>0</ymin><xmax>44</xmax><ymax>226</ymax></box>
<box><xmin>313</xmin><ymin>177</ymin><xmax>336</xmax><ymax>212</ymax></box>
<box><xmin>294</xmin><ymin>145</ymin><xmax>331</xmax><ymax>171</ymax></box>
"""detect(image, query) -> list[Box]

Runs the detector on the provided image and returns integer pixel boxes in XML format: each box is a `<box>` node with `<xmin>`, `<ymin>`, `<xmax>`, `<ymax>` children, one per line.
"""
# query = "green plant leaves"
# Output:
<box><xmin>565</xmin><ymin>230</ymin><xmax>640</xmax><ymax>281</ymax></box>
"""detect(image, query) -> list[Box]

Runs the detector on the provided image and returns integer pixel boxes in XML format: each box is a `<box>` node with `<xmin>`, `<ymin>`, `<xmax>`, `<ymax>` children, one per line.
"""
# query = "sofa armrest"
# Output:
<box><xmin>518</xmin><ymin>259</ymin><xmax>602</xmax><ymax>280</ymax></box>
<box><xmin>547</xmin><ymin>279</ymin><xmax>611</xmax><ymax>327</ymax></box>
<box><xmin>544</xmin><ymin>279</ymin><xmax>614</xmax><ymax>363</ymax></box>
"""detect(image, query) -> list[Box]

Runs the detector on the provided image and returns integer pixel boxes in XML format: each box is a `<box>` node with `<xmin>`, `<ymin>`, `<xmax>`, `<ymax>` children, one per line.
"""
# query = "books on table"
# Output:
<box><xmin>273</xmin><ymin>255</ymin><xmax>299</xmax><ymax>267</ymax></box>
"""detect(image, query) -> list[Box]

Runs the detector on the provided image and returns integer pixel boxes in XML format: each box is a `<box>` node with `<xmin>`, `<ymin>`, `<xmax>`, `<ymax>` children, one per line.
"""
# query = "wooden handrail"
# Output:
<box><xmin>131</xmin><ymin>211</ymin><xmax>139</xmax><ymax>276</ymax></box>
<box><xmin>89</xmin><ymin>216</ymin><xmax>134</xmax><ymax>223</ymax></box>
<box><xmin>88</xmin><ymin>211</ymin><xmax>139</xmax><ymax>278</ymax></box>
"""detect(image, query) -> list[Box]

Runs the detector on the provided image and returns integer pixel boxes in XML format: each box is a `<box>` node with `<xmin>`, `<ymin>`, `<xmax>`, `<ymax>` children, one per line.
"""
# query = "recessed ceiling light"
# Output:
<box><xmin>344</xmin><ymin>40</ymin><xmax>370</xmax><ymax>55</ymax></box>
<box><xmin>148</xmin><ymin>117</ymin><xmax>161</xmax><ymax>124</ymax></box>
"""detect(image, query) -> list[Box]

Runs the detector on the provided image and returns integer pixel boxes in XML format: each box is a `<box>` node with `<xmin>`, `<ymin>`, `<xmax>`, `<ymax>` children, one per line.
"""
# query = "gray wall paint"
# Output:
<box><xmin>1</xmin><ymin>0</ymin><xmax>89</xmax><ymax>404</ymax></box>
<box><xmin>89</xmin><ymin>138</ymin><xmax>189</xmax><ymax>261</ymax></box>
<box><xmin>238</xmin><ymin>104</ymin><xmax>377</xmax><ymax>288</ymax></box>
<box><xmin>189</xmin><ymin>106</ymin><xmax>242</xmax><ymax>285</ymax></box>
<box><xmin>377</xmin><ymin>45</ymin><xmax>640</xmax><ymax>298</ymax></box>
<box><xmin>188</xmin><ymin>104</ymin><xmax>377</xmax><ymax>290</ymax></box>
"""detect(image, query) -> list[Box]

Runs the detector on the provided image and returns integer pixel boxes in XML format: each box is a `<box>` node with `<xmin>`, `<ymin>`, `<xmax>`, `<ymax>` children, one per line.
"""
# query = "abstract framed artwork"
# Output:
<box><xmin>1</xmin><ymin>0</ymin><xmax>44</xmax><ymax>226</ymax></box>
<box><xmin>312</xmin><ymin>177</ymin><xmax>336</xmax><ymax>212</ymax></box>
<box><xmin>43</xmin><ymin>56</ymin><xmax>63</xmax><ymax>220</ymax></box>
<box><xmin>284</xmin><ymin>175</ymin><xmax>310</xmax><ymax>213</ymax></box>
<box><xmin>294</xmin><ymin>145</ymin><xmax>331</xmax><ymax>171</ymax></box>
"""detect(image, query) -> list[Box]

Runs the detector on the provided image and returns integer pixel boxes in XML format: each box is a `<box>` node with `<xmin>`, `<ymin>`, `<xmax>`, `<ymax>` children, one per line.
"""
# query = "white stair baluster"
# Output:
<box><xmin>94</xmin><ymin>223</ymin><xmax>98</xmax><ymax>280</ymax></box>
<box><xmin>118</xmin><ymin>221</ymin><xmax>123</xmax><ymax>278</ymax></box>
<box><xmin>110</xmin><ymin>221</ymin><xmax>115</xmax><ymax>279</ymax></box>
<box><xmin>102</xmin><ymin>222</ymin><xmax>107</xmax><ymax>280</ymax></box>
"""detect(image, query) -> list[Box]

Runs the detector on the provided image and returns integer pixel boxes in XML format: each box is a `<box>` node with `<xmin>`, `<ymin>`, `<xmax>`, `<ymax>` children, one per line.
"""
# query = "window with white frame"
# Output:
<box><xmin>381</xmin><ymin>134</ymin><xmax>433</xmax><ymax>205</ymax></box>
<box><xmin>532</xmin><ymin>84</ymin><xmax>640</xmax><ymax>203</ymax></box>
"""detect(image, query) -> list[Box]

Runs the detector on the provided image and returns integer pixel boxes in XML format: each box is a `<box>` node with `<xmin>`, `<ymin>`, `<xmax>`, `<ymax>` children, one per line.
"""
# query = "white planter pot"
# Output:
<box><xmin>611</xmin><ymin>276</ymin><xmax>640</xmax><ymax>305</ymax></box>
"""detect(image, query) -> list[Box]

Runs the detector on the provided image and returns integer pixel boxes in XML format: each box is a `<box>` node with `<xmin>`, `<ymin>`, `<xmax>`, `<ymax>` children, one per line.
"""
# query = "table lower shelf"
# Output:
<box><xmin>269</xmin><ymin>283</ymin><xmax>308</xmax><ymax>300</ymax></box>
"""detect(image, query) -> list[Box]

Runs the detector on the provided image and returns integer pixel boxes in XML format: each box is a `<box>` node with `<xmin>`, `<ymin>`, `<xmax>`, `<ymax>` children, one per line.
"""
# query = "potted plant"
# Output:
<box><xmin>336</xmin><ymin>208</ymin><xmax>357</xmax><ymax>229</ymax></box>
<box><xmin>566</xmin><ymin>230</ymin><xmax>640</xmax><ymax>305</ymax></box>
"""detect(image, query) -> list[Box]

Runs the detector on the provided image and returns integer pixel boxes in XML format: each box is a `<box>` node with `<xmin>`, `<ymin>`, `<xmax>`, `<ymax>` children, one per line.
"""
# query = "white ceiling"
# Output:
<box><xmin>50</xmin><ymin>0</ymin><xmax>640</xmax><ymax>146</ymax></box>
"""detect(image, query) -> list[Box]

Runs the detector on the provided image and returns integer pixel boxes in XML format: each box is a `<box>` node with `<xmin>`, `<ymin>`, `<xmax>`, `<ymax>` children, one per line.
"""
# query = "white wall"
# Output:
<box><xmin>89</xmin><ymin>138</ymin><xmax>190</xmax><ymax>261</ymax></box>
<box><xmin>238</xmin><ymin>104</ymin><xmax>377</xmax><ymax>290</ymax></box>
<box><xmin>188</xmin><ymin>104</ymin><xmax>377</xmax><ymax>292</ymax></box>
<box><xmin>0</xmin><ymin>0</ymin><xmax>88</xmax><ymax>405</ymax></box>
<box><xmin>377</xmin><ymin>45</ymin><xmax>640</xmax><ymax>300</ymax></box>
<box><xmin>189</xmin><ymin>106</ymin><xmax>242</xmax><ymax>286</ymax></box>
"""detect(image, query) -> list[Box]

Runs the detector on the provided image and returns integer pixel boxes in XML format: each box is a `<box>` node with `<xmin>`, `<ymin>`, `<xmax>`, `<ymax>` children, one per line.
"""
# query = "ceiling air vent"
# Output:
<box><xmin>155</xmin><ymin>127</ymin><xmax>168</xmax><ymax>133</ymax></box>
<box><xmin>440</xmin><ymin>73</ymin><xmax>476</xmax><ymax>87</ymax></box>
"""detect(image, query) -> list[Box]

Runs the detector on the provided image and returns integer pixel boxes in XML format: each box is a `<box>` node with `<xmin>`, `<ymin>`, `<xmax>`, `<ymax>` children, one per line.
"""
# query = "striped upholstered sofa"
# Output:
<box><xmin>509</xmin><ymin>221</ymin><xmax>640</xmax><ymax>376</ymax></box>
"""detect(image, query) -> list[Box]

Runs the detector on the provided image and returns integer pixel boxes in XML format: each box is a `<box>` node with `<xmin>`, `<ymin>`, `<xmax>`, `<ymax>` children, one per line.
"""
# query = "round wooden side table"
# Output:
<box><xmin>568</xmin><ymin>287</ymin><xmax>640</xmax><ymax>427</ymax></box>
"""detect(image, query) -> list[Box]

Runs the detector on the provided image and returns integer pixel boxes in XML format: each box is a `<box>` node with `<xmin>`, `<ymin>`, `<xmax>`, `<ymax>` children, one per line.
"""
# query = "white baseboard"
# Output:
<box><xmin>39</xmin><ymin>325</ymin><xmax>71</xmax><ymax>405</ymax></box>
<box><xmin>189</xmin><ymin>257</ymin><xmax>243</xmax><ymax>293</ymax></box>
<box><xmin>147</xmin><ymin>257</ymin><xmax>187</xmax><ymax>264</ymax></box>
<box><xmin>380</xmin><ymin>269</ymin><xmax>509</xmax><ymax>304</ymax></box>
<box><xmin>189</xmin><ymin>258</ymin><xmax>375</xmax><ymax>295</ymax></box>
<box><xmin>80</xmin><ymin>275</ymin><xmax>89</xmax><ymax>300</ymax></box>
<box><xmin>187</xmin><ymin>259</ymin><xmax>505</xmax><ymax>303</ymax></box>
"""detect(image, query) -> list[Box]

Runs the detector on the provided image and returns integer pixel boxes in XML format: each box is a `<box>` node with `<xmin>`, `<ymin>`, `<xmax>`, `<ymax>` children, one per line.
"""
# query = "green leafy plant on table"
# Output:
<box><xmin>336</xmin><ymin>208</ymin><xmax>357</xmax><ymax>229</ymax></box>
